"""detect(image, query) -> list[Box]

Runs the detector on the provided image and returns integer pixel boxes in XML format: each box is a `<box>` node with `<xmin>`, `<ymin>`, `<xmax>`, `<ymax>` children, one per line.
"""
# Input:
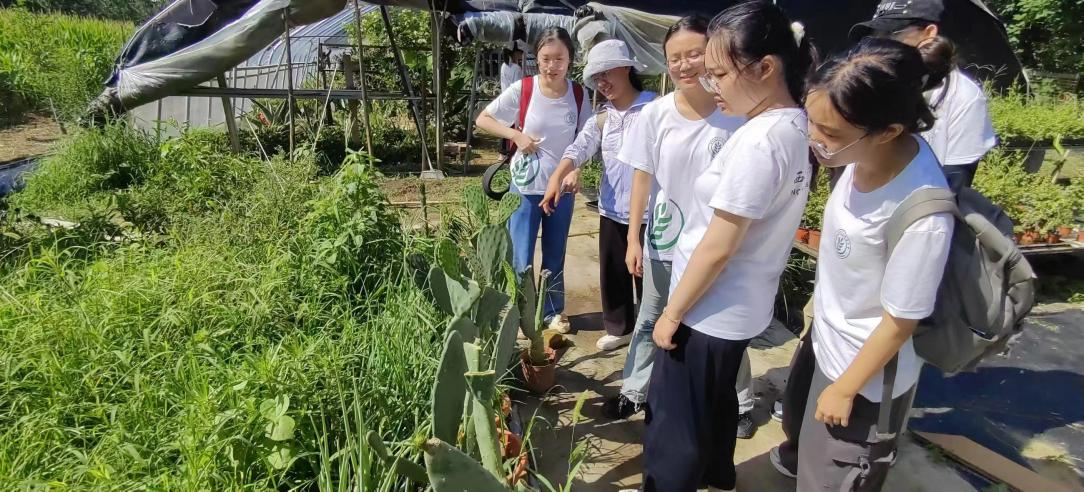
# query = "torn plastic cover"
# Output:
<box><xmin>90</xmin><ymin>0</ymin><xmax>347</xmax><ymax>118</ymax></box>
<box><xmin>458</xmin><ymin>11</ymin><xmax>574</xmax><ymax>49</ymax></box>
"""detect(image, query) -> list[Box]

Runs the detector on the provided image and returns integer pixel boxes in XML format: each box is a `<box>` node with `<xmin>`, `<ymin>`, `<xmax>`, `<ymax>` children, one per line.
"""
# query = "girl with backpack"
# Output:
<box><xmin>792</xmin><ymin>38</ymin><xmax>955</xmax><ymax>491</ymax></box>
<box><xmin>475</xmin><ymin>27</ymin><xmax>592</xmax><ymax>333</ymax></box>
<box><xmin>640</xmin><ymin>3</ymin><xmax>814</xmax><ymax>490</ymax></box>
<box><xmin>592</xmin><ymin>17</ymin><xmax>755</xmax><ymax>438</ymax></box>
<box><xmin>540</xmin><ymin>39</ymin><xmax>657</xmax><ymax>349</ymax></box>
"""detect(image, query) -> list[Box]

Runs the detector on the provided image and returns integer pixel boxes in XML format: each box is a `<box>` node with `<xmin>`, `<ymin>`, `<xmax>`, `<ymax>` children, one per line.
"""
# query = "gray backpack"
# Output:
<box><xmin>876</xmin><ymin>186</ymin><xmax>1037</xmax><ymax>438</ymax></box>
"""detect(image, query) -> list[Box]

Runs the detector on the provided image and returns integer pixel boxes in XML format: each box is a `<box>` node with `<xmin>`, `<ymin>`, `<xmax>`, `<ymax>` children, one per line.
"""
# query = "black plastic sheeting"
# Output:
<box><xmin>107</xmin><ymin>0</ymin><xmax>261</xmax><ymax>86</ymax></box>
<box><xmin>910</xmin><ymin>307</ymin><xmax>1084</xmax><ymax>486</ymax></box>
<box><xmin>443</xmin><ymin>0</ymin><xmax>1023</xmax><ymax>88</ymax></box>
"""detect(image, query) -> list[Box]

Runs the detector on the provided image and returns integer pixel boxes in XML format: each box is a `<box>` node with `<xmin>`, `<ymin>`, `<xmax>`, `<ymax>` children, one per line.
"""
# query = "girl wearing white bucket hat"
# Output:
<box><xmin>541</xmin><ymin>39</ymin><xmax>655</xmax><ymax>350</ymax></box>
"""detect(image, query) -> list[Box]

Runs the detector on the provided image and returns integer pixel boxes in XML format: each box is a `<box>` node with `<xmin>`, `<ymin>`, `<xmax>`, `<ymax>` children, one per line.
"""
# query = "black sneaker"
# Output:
<box><xmin>736</xmin><ymin>412</ymin><xmax>757</xmax><ymax>439</ymax></box>
<box><xmin>602</xmin><ymin>394</ymin><xmax>643</xmax><ymax>420</ymax></box>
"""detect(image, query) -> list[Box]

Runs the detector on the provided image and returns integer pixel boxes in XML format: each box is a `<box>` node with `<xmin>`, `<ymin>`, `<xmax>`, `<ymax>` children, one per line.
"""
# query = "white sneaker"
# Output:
<box><xmin>596</xmin><ymin>334</ymin><xmax>630</xmax><ymax>351</ymax></box>
<box><xmin>769</xmin><ymin>446</ymin><xmax>797</xmax><ymax>479</ymax></box>
<box><xmin>548</xmin><ymin>314</ymin><xmax>572</xmax><ymax>334</ymax></box>
<box><xmin>708</xmin><ymin>487</ymin><xmax>735</xmax><ymax>492</ymax></box>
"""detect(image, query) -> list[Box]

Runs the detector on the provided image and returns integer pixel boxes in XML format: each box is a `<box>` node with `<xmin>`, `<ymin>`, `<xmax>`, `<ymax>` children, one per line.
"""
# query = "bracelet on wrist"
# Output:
<box><xmin>662</xmin><ymin>309</ymin><xmax>682</xmax><ymax>324</ymax></box>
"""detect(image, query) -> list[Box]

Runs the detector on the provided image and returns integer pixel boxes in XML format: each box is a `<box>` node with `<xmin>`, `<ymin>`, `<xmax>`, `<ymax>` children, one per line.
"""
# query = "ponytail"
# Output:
<box><xmin>917</xmin><ymin>35</ymin><xmax>956</xmax><ymax>109</ymax></box>
<box><xmin>708</xmin><ymin>1</ymin><xmax>819</xmax><ymax>106</ymax></box>
<box><xmin>785</xmin><ymin>27</ymin><xmax>818</xmax><ymax>105</ymax></box>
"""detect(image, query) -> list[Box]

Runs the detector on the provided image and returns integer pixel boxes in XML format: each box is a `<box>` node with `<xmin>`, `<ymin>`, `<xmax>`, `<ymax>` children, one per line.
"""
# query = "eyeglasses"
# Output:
<box><xmin>699</xmin><ymin>74</ymin><xmax>720</xmax><ymax>94</ymax></box>
<box><xmin>666</xmin><ymin>52</ymin><xmax>704</xmax><ymax>68</ymax></box>
<box><xmin>789</xmin><ymin>113</ymin><xmax>868</xmax><ymax>160</ymax></box>
<box><xmin>536</xmin><ymin>58</ymin><xmax>567</xmax><ymax>67</ymax></box>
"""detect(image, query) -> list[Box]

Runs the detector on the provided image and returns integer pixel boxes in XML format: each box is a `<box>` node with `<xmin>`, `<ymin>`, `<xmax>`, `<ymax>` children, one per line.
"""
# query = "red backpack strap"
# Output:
<box><xmin>517</xmin><ymin>76</ymin><xmax>534</xmax><ymax>130</ymax></box>
<box><xmin>506</xmin><ymin>76</ymin><xmax>533</xmax><ymax>158</ymax></box>
<box><xmin>572</xmin><ymin>82</ymin><xmax>585</xmax><ymax>131</ymax></box>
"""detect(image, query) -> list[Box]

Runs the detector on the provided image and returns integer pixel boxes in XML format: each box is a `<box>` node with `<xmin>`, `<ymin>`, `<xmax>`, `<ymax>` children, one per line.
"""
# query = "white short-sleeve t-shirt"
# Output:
<box><xmin>484</xmin><ymin>76</ymin><xmax>592</xmax><ymax>195</ymax></box>
<box><xmin>618</xmin><ymin>93</ymin><xmax>744</xmax><ymax>263</ymax></box>
<box><xmin>812</xmin><ymin>137</ymin><xmax>955</xmax><ymax>402</ymax></box>
<box><xmin>670</xmin><ymin>107</ymin><xmax>811</xmax><ymax>340</ymax></box>
<box><xmin>922</xmin><ymin>69</ymin><xmax>997</xmax><ymax>166</ymax></box>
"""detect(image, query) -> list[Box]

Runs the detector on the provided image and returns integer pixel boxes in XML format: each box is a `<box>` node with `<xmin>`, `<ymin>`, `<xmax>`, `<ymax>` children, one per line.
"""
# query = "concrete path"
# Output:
<box><xmin>518</xmin><ymin>200</ymin><xmax>976</xmax><ymax>491</ymax></box>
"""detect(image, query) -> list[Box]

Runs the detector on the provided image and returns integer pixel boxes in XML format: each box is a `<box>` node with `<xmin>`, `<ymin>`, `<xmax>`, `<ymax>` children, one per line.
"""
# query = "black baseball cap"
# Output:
<box><xmin>849</xmin><ymin>0</ymin><xmax>945</xmax><ymax>40</ymax></box>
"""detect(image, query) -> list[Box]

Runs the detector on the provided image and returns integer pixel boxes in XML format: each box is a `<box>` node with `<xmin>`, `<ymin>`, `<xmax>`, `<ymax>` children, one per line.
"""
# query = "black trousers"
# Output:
<box><xmin>777</xmin><ymin>330</ymin><xmax>816</xmax><ymax>473</ymax></box>
<box><xmin>644</xmin><ymin>324</ymin><xmax>751</xmax><ymax>491</ymax></box>
<box><xmin>599</xmin><ymin>216</ymin><xmax>644</xmax><ymax>336</ymax></box>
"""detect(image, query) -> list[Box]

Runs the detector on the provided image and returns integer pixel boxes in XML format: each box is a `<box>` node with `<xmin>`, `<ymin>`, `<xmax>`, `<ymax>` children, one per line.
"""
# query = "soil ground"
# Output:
<box><xmin>0</xmin><ymin>115</ymin><xmax>63</xmax><ymax>165</ymax></box>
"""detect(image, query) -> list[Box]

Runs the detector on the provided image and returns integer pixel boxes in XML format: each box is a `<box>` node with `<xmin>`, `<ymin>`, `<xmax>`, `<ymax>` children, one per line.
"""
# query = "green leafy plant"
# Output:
<box><xmin>974</xmin><ymin>147</ymin><xmax>1075</xmax><ymax>232</ymax></box>
<box><xmin>801</xmin><ymin>170</ymin><xmax>830</xmax><ymax>230</ymax></box>
<box><xmin>0</xmin><ymin>9</ymin><xmax>132</xmax><ymax>124</ymax></box>
<box><xmin>988</xmin><ymin>89</ymin><xmax>1084</xmax><ymax>146</ymax></box>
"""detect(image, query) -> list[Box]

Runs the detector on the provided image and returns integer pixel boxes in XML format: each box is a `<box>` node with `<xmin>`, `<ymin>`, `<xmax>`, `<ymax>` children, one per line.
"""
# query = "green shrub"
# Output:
<box><xmin>989</xmin><ymin>90</ymin><xmax>1084</xmax><ymax>145</ymax></box>
<box><xmin>0</xmin><ymin>124</ymin><xmax>438</xmax><ymax>489</ymax></box>
<box><xmin>6</xmin><ymin>123</ymin><xmax>158</xmax><ymax>219</ymax></box>
<box><xmin>974</xmin><ymin>148</ymin><xmax>1075</xmax><ymax>231</ymax></box>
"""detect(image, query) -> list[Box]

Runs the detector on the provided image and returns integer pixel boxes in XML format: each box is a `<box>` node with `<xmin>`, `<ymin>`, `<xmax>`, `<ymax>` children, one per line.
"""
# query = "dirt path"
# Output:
<box><xmin>0</xmin><ymin>115</ymin><xmax>63</xmax><ymax>164</ymax></box>
<box><xmin>519</xmin><ymin>199</ymin><xmax>977</xmax><ymax>491</ymax></box>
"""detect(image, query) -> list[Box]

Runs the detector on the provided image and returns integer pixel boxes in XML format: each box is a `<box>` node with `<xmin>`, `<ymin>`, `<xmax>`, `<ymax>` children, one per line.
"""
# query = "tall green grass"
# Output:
<box><xmin>0</xmin><ymin>9</ymin><xmax>132</xmax><ymax>125</ymax></box>
<box><xmin>0</xmin><ymin>125</ymin><xmax>442</xmax><ymax>489</ymax></box>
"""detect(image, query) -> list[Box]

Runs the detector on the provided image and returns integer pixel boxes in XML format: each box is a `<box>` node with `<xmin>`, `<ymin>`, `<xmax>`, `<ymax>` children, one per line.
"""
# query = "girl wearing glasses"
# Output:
<box><xmin>476</xmin><ymin>27</ymin><xmax>592</xmax><ymax>333</ymax></box>
<box><xmin>793</xmin><ymin>38</ymin><xmax>954</xmax><ymax>491</ymax></box>
<box><xmin>640</xmin><ymin>3</ymin><xmax>814</xmax><ymax>490</ymax></box>
<box><xmin>541</xmin><ymin>39</ymin><xmax>657</xmax><ymax>349</ymax></box>
<box><xmin>600</xmin><ymin>16</ymin><xmax>753</xmax><ymax>432</ymax></box>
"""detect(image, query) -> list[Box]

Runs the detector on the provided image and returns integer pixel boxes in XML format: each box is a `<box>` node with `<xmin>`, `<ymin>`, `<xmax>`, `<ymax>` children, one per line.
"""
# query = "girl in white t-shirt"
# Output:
<box><xmin>641</xmin><ymin>3</ymin><xmax>814</xmax><ymax>491</ymax></box>
<box><xmin>475</xmin><ymin>27</ymin><xmax>592</xmax><ymax>331</ymax></box>
<box><xmin>540</xmin><ymin>39</ymin><xmax>656</xmax><ymax>348</ymax></box>
<box><xmin>597</xmin><ymin>17</ymin><xmax>753</xmax><ymax>433</ymax></box>
<box><xmin>792</xmin><ymin>38</ymin><xmax>954</xmax><ymax>491</ymax></box>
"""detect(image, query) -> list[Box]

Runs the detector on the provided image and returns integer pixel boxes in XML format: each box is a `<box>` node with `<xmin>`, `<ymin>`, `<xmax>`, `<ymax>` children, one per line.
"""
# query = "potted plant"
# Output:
<box><xmin>519</xmin><ymin>268</ymin><xmax>557</xmax><ymax>394</ymax></box>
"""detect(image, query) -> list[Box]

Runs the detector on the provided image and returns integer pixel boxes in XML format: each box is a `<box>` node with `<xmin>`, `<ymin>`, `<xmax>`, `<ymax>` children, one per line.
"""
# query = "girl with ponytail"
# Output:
<box><xmin>849</xmin><ymin>0</ymin><xmax>997</xmax><ymax>191</ymax></box>
<box><xmin>790</xmin><ymin>37</ymin><xmax>954</xmax><ymax>490</ymax></box>
<box><xmin>640</xmin><ymin>2</ymin><xmax>815</xmax><ymax>490</ymax></box>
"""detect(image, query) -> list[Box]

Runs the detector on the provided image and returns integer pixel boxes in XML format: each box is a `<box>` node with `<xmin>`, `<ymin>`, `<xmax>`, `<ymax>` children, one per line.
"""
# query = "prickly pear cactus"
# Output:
<box><xmin>447</xmin><ymin>316</ymin><xmax>479</xmax><ymax>342</ymax></box>
<box><xmin>427</xmin><ymin>266</ymin><xmax>481</xmax><ymax>317</ymax></box>
<box><xmin>432</xmin><ymin>331</ymin><xmax>468</xmax><ymax>444</ymax></box>
<box><xmin>435</xmin><ymin>238</ymin><xmax>462</xmax><ymax>280</ymax></box>
<box><xmin>475</xmin><ymin>225</ymin><xmax>513</xmax><ymax>288</ymax></box>
<box><xmin>473</xmin><ymin>287</ymin><xmax>510</xmax><ymax>334</ymax></box>
<box><xmin>465</xmin><ymin>370</ymin><xmax>502</xmax><ymax>480</ymax></box>
<box><xmin>492</xmin><ymin>302</ymin><xmax>521</xmax><ymax>380</ymax></box>
<box><xmin>496</xmin><ymin>192</ymin><xmax>521</xmax><ymax>225</ymax></box>
<box><xmin>466</xmin><ymin>185</ymin><xmax>491</xmax><ymax>226</ymax></box>
<box><xmin>422</xmin><ymin>438</ymin><xmax>508</xmax><ymax>492</ymax></box>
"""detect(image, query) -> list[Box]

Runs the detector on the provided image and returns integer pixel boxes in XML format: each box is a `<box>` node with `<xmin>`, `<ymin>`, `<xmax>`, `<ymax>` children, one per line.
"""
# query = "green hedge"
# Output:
<box><xmin>0</xmin><ymin>9</ymin><xmax>131</xmax><ymax>125</ymax></box>
<box><xmin>989</xmin><ymin>91</ymin><xmax>1084</xmax><ymax>146</ymax></box>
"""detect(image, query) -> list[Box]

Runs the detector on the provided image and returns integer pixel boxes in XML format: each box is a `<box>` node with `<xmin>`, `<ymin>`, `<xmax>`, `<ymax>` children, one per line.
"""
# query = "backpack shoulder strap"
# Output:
<box><xmin>517</xmin><ymin>75</ymin><xmax>534</xmax><ymax>130</ymax></box>
<box><xmin>877</xmin><ymin>186</ymin><xmax>957</xmax><ymax>440</ymax></box>
<box><xmin>572</xmin><ymin>82</ymin><xmax>585</xmax><ymax>131</ymax></box>
<box><xmin>884</xmin><ymin>187</ymin><xmax>959</xmax><ymax>256</ymax></box>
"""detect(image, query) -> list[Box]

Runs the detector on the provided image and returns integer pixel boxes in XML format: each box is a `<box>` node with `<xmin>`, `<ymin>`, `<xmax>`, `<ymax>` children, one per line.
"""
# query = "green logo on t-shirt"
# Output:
<box><xmin>649</xmin><ymin>199</ymin><xmax>684</xmax><ymax>251</ymax></box>
<box><xmin>511</xmin><ymin>152</ymin><xmax>539</xmax><ymax>187</ymax></box>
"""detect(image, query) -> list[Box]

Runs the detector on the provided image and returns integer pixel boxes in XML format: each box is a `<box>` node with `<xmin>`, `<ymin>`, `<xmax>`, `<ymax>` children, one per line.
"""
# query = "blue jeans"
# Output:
<box><xmin>509</xmin><ymin>192</ymin><xmax>574</xmax><ymax>321</ymax></box>
<box><xmin>620</xmin><ymin>258</ymin><xmax>754</xmax><ymax>413</ymax></box>
<box><xmin>621</xmin><ymin>258</ymin><xmax>671</xmax><ymax>404</ymax></box>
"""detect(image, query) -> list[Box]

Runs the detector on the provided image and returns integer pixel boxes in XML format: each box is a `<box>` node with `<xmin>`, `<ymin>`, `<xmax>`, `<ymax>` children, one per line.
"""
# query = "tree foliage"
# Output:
<box><xmin>986</xmin><ymin>0</ymin><xmax>1084</xmax><ymax>74</ymax></box>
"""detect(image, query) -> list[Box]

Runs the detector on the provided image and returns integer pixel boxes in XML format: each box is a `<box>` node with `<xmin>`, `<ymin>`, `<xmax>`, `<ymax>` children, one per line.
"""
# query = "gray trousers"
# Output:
<box><xmin>619</xmin><ymin>259</ymin><xmax>754</xmax><ymax>413</ymax></box>
<box><xmin>797</xmin><ymin>362</ymin><xmax>916</xmax><ymax>491</ymax></box>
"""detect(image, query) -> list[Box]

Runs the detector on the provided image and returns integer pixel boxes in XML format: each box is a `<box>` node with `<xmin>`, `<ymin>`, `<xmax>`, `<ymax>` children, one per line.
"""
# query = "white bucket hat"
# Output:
<box><xmin>582</xmin><ymin>39</ymin><xmax>648</xmax><ymax>90</ymax></box>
